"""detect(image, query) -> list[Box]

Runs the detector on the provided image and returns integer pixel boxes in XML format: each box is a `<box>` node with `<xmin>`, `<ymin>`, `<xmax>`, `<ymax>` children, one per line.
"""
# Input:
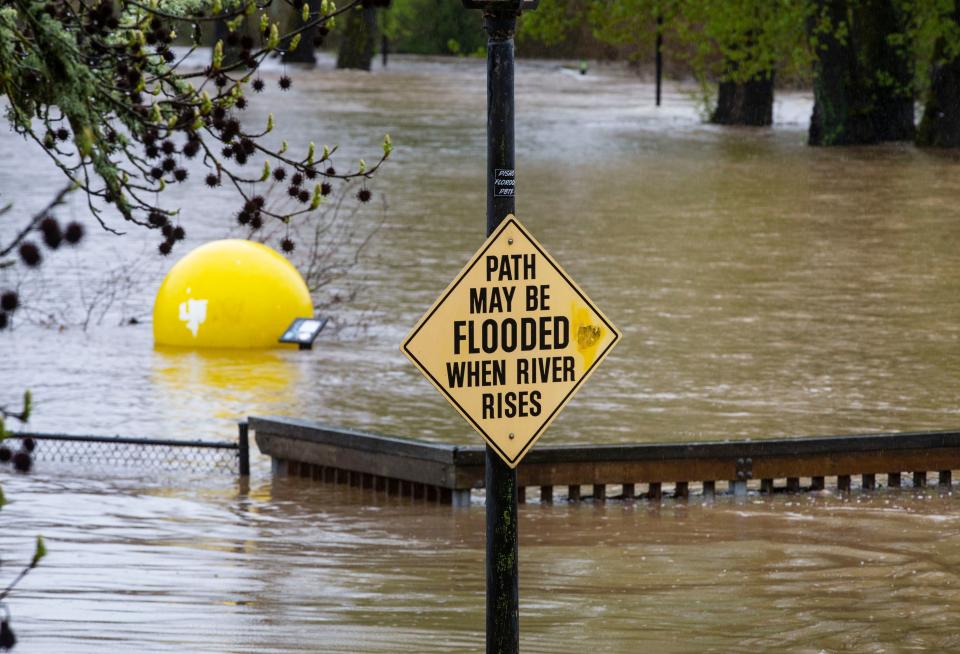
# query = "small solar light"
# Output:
<box><xmin>278</xmin><ymin>317</ymin><xmax>329</xmax><ymax>350</ymax></box>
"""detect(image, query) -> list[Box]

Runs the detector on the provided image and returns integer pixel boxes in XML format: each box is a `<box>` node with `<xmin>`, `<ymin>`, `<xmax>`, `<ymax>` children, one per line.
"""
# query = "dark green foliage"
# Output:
<box><xmin>808</xmin><ymin>0</ymin><xmax>915</xmax><ymax>145</ymax></box>
<box><xmin>917</xmin><ymin>3</ymin><xmax>960</xmax><ymax>146</ymax></box>
<box><xmin>386</xmin><ymin>0</ymin><xmax>485</xmax><ymax>55</ymax></box>
<box><xmin>338</xmin><ymin>5</ymin><xmax>378</xmax><ymax>69</ymax></box>
<box><xmin>283</xmin><ymin>1</ymin><xmax>323</xmax><ymax>64</ymax></box>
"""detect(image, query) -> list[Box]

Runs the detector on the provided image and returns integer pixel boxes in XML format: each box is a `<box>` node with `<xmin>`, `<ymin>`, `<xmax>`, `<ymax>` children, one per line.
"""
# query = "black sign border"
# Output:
<box><xmin>402</xmin><ymin>217</ymin><xmax>620</xmax><ymax>466</ymax></box>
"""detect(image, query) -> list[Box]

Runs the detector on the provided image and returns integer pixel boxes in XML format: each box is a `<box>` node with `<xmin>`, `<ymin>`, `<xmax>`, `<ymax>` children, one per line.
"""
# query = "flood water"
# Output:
<box><xmin>6</xmin><ymin>470</ymin><xmax>960</xmax><ymax>653</ymax></box>
<box><xmin>3</xmin><ymin>52</ymin><xmax>960</xmax><ymax>652</ymax></box>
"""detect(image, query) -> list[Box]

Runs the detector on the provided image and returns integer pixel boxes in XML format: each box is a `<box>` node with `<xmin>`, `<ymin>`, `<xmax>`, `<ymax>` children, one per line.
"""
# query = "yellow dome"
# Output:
<box><xmin>153</xmin><ymin>239</ymin><xmax>314</xmax><ymax>349</ymax></box>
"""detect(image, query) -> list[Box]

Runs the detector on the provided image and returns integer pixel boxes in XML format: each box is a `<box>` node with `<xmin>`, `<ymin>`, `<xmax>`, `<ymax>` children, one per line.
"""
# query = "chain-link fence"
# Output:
<box><xmin>2</xmin><ymin>427</ymin><xmax>249</xmax><ymax>475</ymax></box>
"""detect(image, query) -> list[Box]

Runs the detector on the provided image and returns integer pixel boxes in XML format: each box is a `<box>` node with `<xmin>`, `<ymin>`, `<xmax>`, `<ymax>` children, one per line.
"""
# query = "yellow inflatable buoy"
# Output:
<box><xmin>153</xmin><ymin>239</ymin><xmax>314</xmax><ymax>349</ymax></box>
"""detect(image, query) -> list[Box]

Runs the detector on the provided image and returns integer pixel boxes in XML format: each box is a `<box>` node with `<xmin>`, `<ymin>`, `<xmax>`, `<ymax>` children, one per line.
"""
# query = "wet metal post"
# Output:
<box><xmin>484</xmin><ymin>8</ymin><xmax>518</xmax><ymax>648</ymax></box>
<box><xmin>238</xmin><ymin>421</ymin><xmax>251</xmax><ymax>476</ymax></box>
<box><xmin>655</xmin><ymin>14</ymin><xmax>663</xmax><ymax>106</ymax></box>
<box><xmin>462</xmin><ymin>1</ymin><xmax>537</xmax><ymax>651</ymax></box>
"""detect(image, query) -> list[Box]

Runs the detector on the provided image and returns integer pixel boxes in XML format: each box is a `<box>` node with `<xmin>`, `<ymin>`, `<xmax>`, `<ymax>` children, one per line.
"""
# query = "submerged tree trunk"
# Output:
<box><xmin>337</xmin><ymin>5</ymin><xmax>378</xmax><ymax>71</ymax></box>
<box><xmin>808</xmin><ymin>0</ymin><xmax>914</xmax><ymax>146</ymax></box>
<box><xmin>711</xmin><ymin>72</ymin><xmax>774</xmax><ymax>126</ymax></box>
<box><xmin>282</xmin><ymin>0</ymin><xmax>322</xmax><ymax>64</ymax></box>
<box><xmin>916</xmin><ymin>8</ymin><xmax>960</xmax><ymax>147</ymax></box>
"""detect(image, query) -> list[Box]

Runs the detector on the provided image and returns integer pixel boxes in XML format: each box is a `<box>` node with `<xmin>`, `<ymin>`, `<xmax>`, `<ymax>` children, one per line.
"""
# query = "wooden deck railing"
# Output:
<box><xmin>251</xmin><ymin>416</ymin><xmax>960</xmax><ymax>507</ymax></box>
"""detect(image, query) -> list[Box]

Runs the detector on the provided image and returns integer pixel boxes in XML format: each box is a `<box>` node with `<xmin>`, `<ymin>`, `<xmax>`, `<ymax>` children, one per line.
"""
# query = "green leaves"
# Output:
<box><xmin>31</xmin><ymin>536</ymin><xmax>46</xmax><ymax>568</ymax></box>
<box><xmin>386</xmin><ymin>0</ymin><xmax>485</xmax><ymax>55</ymax></box>
<box><xmin>310</xmin><ymin>184</ymin><xmax>323</xmax><ymax>210</ymax></box>
<box><xmin>267</xmin><ymin>24</ymin><xmax>280</xmax><ymax>50</ymax></box>
<box><xmin>0</xmin><ymin>0</ymin><xmax>390</xmax><ymax>310</ymax></box>
<box><xmin>212</xmin><ymin>40</ymin><xmax>224</xmax><ymax>70</ymax></box>
<box><xmin>20</xmin><ymin>390</ymin><xmax>30</xmax><ymax>423</ymax></box>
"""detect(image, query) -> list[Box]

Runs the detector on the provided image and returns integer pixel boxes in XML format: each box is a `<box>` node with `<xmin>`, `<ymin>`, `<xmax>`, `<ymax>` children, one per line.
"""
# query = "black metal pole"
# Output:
<box><xmin>486</xmin><ymin>13</ymin><xmax>516</xmax><ymax>234</ymax></box>
<box><xmin>484</xmin><ymin>9</ymin><xmax>519</xmax><ymax>654</ymax></box>
<box><xmin>655</xmin><ymin>14</ymin><xmax>663</xmax><ymax>107</ymax></box>
<box><xmin>238</xmin><ymin>421</ymin><xmax>250</xmax><ymax>476</ymax></box>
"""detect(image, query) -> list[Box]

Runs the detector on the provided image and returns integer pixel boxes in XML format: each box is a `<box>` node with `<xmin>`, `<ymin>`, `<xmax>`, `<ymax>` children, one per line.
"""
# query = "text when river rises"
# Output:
<box><xmin>445</xmin><ymin>253</ymin><xmax>577</xmax><ymax>419</ymax></box>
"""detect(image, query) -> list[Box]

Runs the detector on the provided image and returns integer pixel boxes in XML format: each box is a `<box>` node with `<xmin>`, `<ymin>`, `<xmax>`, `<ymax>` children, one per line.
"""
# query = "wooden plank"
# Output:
<box><xmin>253</xmin><ymin>418</ymin><xmax>960</xmax><ymax>498</ymax></box>
<box><xmin>519</xmin><ymin>447</ymin><xmax>960</xmax><ymax>487</ymax></box>
<box><xmin>257</xmin><ymin>417</ymin><xmax>960</xmax><ymax>472</ymax></box>
<box><xmin>648</xmin><ymin>482</ymin><xmax>662</xmax><ymax>500</ymax></box>
<box><xmin>516</xmin><ymin>458</ymin><xmax>731</xmax><ymax>486</ymax></box>
<box><xmin>251</xmin><ymin>417</ymin><xmax>458</xmax><ymax>463</ymax></box>
<box><xmin>256</xmin><ymin>431</ymin><xmax>459</xmax><ymax>488</ymax></box>
<box><xmin>703</xmin><ymin>481</ymin><xmax>715</xmax><ymax>499</ymax></box>
<box><xmin>507</xmin><ymin>428</ymin><xmax>960</xmax><ymax>463</ymax></box>
<box><xmin>540</xmin><ymin>485</ymin><xmax>553</xmax><ymax>504</ymax></box>
<box><xmin>751</xmin><ymin>450</ymin><xmax>960</xmax><ymax>479</ymax></box>
<box><xmin>593</xmin><ymin>484</ymin><xmax>606</xmax><ymax>502</ymax></box>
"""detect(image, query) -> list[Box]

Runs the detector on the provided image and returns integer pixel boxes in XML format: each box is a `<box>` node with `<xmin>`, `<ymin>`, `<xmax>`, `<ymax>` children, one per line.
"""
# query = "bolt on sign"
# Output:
<box><xmin>401</xmin><ymin>216</ymin><xmax>620</xmax><ymax>468</ymax></box>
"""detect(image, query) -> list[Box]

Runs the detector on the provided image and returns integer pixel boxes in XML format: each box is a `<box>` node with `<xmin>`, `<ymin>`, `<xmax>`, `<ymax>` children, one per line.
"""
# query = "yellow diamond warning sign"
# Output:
<box><xmin>401</xmin><ymin>216</ymin><xmax>621</xmax><ymax>468</ymax></box>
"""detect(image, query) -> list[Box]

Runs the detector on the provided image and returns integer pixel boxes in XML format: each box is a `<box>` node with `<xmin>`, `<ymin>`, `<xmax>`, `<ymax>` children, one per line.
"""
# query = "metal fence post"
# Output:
<box><xmin>238</xmin><ymin>421</ymin><xmax>250</xmax><ymax>476</ymax></box>
<box><xmin>655</xmin><ymin>14</ymin><xmax>663</xmax><ymax>106</ymax></box>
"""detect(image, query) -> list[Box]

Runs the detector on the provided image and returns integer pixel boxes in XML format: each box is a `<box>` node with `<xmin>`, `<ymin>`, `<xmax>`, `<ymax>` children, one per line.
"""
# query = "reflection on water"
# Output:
<box><xmin>4</xmin><ymin>469</ymin><xmax>960</xmax><ymax>653</ymax></box>
<box><xmin>151</xmin><ymin>347</ymin><xmax>303</xmax><ymax>422</ymax></box>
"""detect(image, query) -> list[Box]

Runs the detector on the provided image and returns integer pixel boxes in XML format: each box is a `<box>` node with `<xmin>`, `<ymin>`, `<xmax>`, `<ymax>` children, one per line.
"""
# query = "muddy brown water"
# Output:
<box><xmin>2</xmin><ymin>53</ymin><xmax>960</xmax><ymax>652</ymax></box>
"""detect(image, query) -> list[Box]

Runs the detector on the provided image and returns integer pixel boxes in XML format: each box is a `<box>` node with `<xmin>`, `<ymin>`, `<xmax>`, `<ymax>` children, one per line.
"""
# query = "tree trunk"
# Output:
<box><xmin>336</xmin><ymin>6</ymin><xmax>378</xmax><ymax>71</ymax></box>
<box><xmin>808</xmin><ymin>0</ymin><xmax>914</xmax><ymax>146</ymax></box>
<box><xmin>916</xmin><ymin>7</ymin><xmax>960</xmax><ymax>147</ymax></box>
<box><xmin>214</xmin><ymin>19</ymin><xmax>246</xmax><ymax>68</ymax></box>
<box><xmin>711</xmin><ymin>72</ymin><xmax>774</xmax><ymax>126</ymax></box>
<box><xmin>282</xmin><ymin>0</ymin><xmax>322</xmax><ymax>65</ymax></box>
<box><xmin>871</xmin><ymin>0</ymin><xmax>914</xmax><ymax>141</ymax></box>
